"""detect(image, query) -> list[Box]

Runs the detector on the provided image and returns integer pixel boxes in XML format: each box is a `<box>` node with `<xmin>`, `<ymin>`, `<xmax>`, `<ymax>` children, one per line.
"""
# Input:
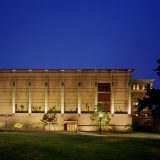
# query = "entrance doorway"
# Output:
<box><xmin>64</xmin><ymin>121</ymin><xmax>78</xmax><ymax>131</ymax></box>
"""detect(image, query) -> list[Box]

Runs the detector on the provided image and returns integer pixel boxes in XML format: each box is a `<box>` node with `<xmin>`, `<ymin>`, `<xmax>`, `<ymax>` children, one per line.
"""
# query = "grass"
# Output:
<box><xmin>0</xmin><ymin>132</ymin><xmax>160</xmax><ymax>160</ymax></box>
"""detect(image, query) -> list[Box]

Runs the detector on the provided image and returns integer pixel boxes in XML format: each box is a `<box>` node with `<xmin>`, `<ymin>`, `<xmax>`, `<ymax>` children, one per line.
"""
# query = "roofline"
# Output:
<box><xmin>132</xmin><ymin>79</ymin><xmax>154</xmax><ymax>82</ymax></box>
<box><xmin>0</xmin><ymin>69</ymin><xmax>134</xmax><ymax>73</ymax></box>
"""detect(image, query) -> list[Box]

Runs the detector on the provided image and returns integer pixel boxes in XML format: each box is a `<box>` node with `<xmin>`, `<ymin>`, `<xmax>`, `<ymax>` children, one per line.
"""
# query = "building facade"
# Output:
<box><xmin>131</xmin><ymin>79</ymin><xmax>154</xmax><ymax>130</ymax></box>
<box><xmin>0</xmin><ymin>69</ymin><xmax>134</xmax><ymax>131</ymax></box>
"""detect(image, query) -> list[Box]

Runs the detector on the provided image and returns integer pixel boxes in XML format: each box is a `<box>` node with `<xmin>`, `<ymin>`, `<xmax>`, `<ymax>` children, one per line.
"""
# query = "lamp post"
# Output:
<box><xmin>99</xmin><ymin>113</ymin><xmax>103</xmax><ymax>134</ymax></box>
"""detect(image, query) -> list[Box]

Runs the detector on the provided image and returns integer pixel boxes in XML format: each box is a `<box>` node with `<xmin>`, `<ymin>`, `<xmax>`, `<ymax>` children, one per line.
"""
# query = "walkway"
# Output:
<box><xmin>78</xmin><ymin>131</ymin><xmax>160</xmax><ymax>139</ymax></box>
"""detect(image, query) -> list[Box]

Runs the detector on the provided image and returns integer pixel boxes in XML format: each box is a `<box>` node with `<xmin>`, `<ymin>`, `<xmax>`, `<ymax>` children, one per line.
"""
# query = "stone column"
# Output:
<box><xmin>28</xmin><ymin>82</ymin><xmax>32</xmax><ymax>114</ymax></box>
<box><xmin>94</xmin><ymin>83</ymin><xmax>98</xmax><ymax>106</ymax></box>
<box><xmin>61</xmin><ymin>72</ymin><xmax>64</xmax><ymax>114</ymax></box>
<box><xmin>94</xmin><ymin>74</ymin><xmax>98</xmax><ymax>107</ymax></box>
<box><xmin>77</xmin><ymin>80</ymin><xmax>81</xmax><ymax>114</ymax></box>
<box><xmin>111</xmin><ymin>75</ymin><xmax>115</xmax><ymax>114</ymax></box>
<box><xmin>128</xmin><ymin>76</ymin><xmax>131</xmax><ymax>115</ymax></box>
<box><xmin>12</xmin><ymin>81</ymin><xmax>16</xmax><ymax>114</ymax></box>
<box><xmin>61</xmin><ymin>82</ymin><xmax>64</xmax><ymax>114</ymax></box>
<box><xmin>44</xmin><ymin>82</ymin><xmax>48</xmax><ymax>113</ymax></box>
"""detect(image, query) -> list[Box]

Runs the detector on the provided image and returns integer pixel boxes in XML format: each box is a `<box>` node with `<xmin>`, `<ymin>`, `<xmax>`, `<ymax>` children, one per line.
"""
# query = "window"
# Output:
<box><xmin>97</xmin><ymin>83</ymin><xmax>111</xmax><ymax>112</ymax></box>
<box><xmin>133</xmin><ymin>102</ymin><xmax>138</xmax><ymax>106</ymax></box>
<box><xmin>133</xmin><ymin>84</ymin><xmax>136</xmax><ymax>90</ymax></box>
<box><xmin>136</xmin><ymin>84</ymin><xmax>139</xmax><ymax>90</ymax></box>
<box><xmin>98</xmin><ymin>93</ymin><xmax>110</xmax><ymax>101</ymax></box>
<box><xmin>98</xmin><ymin>83</ymin><xmax>110</xmax><ymax>92</ymax></box>
<box><xmin>142</xmin><ymin>84</ymin><xmax>145</xmax><ymax>90</ymax></box>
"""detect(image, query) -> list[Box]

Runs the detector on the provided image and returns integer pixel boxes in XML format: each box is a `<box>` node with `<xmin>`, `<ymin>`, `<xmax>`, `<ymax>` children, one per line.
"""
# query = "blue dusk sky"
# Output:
<box><xmin>0</xmin><ymin>0</ymin><xmax>160</xmax><ymax>87</ymax></box>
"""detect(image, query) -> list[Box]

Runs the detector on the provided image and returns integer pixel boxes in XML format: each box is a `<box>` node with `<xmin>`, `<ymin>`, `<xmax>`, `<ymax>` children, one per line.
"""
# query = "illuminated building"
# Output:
<box><xmin>0</xmin><ymin>69</ymin><xmax>151</xmax><ymax>131</ymax></box>
<box><xmin>131</xmin><ymin>79</ymin><xmax>154</xmax><ymax>130</ymax></box>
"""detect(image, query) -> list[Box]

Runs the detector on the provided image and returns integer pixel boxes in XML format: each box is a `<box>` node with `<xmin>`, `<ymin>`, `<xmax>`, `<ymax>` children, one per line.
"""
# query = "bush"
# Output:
<box><xmin>14</xmin><ymin>122</ymin><xmax>23</xmax><ymax>130</ymax></box>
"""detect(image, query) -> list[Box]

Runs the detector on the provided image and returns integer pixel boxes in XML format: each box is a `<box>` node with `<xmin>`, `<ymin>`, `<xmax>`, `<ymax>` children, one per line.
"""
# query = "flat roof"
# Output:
<box><xmin>132</xmin><ymin>79</ymin><xmax>154</xmax><ymax>82</ymax></box>
<box><xmin>0</xmin><ymin>69</ymin><xmax>134</xmax><ymax>73</ymax></box>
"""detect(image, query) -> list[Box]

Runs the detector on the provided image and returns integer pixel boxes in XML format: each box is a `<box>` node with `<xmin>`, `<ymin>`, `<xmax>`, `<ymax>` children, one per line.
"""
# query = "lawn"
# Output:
<box><xmin>0</xmin><ymin>132</ymin><xmax>160</xmax><ymax>160</ymax></box>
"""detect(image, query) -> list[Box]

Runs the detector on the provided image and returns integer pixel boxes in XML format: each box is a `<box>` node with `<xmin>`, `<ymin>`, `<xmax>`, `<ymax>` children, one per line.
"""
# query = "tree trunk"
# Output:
<box><xmin>49</xmin><ymin>123</ymin><xmax>50</xmax><ymax>132</ymax></box>
<box><xmin>5</xmin><ymin>118</ymin><xmax>8</xmax><ymax>132</ymax></box>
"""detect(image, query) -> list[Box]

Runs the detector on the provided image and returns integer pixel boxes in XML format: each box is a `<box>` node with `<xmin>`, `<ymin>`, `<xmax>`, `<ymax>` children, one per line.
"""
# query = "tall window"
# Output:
<box><xmin>97</xmin><ymin>83</ymin><xmax>111</xmax><ymax>112</ymax></box>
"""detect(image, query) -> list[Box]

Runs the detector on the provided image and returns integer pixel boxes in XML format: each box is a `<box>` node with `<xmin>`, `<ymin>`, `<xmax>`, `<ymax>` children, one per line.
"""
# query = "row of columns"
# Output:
<box><xmin>11</xmin><ymin>80</ymin><xmax>82</xmax><ymax>114</ymax></box>
<box><xmin>110</xmin><ymin>74</ymin><xmax>131</xmax><ymax>115</ymax></box>
<box><xmin>111</xmin><ymin>76</ymin><xmax>115</xmax><ymax>114</ymax></box>
<box><xmin>11</xmin><ymin>76</ymin><xmax>131</xmax><ymax>115</ymax></box>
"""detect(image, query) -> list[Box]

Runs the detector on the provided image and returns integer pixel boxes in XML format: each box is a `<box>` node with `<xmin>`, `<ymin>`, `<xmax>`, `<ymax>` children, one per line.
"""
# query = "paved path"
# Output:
<box><xmin>78</xmin><ymin>132</ymin><xmax>106</xmax><ymax>137</ymax></box>
<box><xmin>78</xmin><ymin>132</ymin><xmax>160</xmax><ymax>139</ymax></box>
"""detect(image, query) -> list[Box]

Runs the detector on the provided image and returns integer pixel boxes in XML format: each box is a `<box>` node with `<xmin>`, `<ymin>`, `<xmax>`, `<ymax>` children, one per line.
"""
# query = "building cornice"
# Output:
<box><xmin>0</xmin><ymin>69</ymin><xmax>134</xmax><ymax>73</ymax></box>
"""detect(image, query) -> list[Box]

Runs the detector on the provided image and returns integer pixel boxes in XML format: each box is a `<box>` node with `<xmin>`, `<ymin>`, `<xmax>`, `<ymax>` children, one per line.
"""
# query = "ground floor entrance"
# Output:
<box><xmin>64</xmin><ymin>121</ymin><xmax>78</xmax><ymax>131</ymax></box>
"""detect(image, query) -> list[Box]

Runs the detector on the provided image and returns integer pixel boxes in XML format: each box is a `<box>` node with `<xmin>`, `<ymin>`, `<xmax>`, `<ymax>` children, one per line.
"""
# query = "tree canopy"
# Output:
<box><xmin>138</xmin><ymin>86</ymin><xmax>160</xmax><ymax>115</ymax></box>
<box><xmin>138</xmin><ymin>58</ymin><xmax>160</xmax><ymax>119</ymax></box>
<box><xmin>154</xmin><ymin>58</ymin><xmax>160</xmax><ymax>76</ymax></box>
<box><xmin>90</xmin><ymin>103</ymin><xmax>110</xmax><ymax>126</ymax></box>
<box><xmin>41</xmin><ymin>106</ymin><xmax>57</xmax><ymax>131</ymax></box>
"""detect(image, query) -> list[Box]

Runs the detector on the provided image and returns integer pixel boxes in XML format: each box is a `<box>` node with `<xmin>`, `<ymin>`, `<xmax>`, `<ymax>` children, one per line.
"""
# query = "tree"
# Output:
<box><xmin>138</xmin><ymin>58</ymin><xmax>160</xmax><ymax>129</ymax></box>
<box><xmin>32</xmin><ymin>122</ymin><xmax>42</xmax><ymax>131</ymax></box>
<box><xmin>0</xmin><ymin>114</ymin><xmax>12</xmax><ymax>132</ymax></box>
<box><xmin>138</xmin><ymin>87</ymin><xmax>160</xmax><ymax>129</ymax></box>
<box><xmin>41</xmin><ymin>106</ymin><xmax>57</xmax><ymax>132</ymax></box>
<box><xmin>14</xmin><ymin>122</ymin><xmax>24</xmax><ymax>131</ymax></box>
<box><xmin>154</xmin><ymin>58</ymin><xmax>160</xmax><ymax>76</ymax></box>
<box><xmin>90</xmin><ymin>103</ymin><xmax>110</xmax><ymax>134</ymax></box>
